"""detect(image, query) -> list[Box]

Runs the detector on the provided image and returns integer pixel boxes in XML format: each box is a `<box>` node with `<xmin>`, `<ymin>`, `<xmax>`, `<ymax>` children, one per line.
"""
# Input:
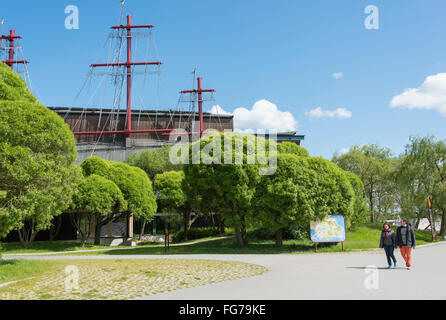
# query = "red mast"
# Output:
<box><xmin>180</xmin><ymin>77</ymin><xmax>215</xmax><ymax>137</ymax></box>
<box><xmin>1</xmin><ymin>29</ymin><xmax>29</xmax><ymax>68</ymax></box>
<box><xmin>79</xmin><ymin>15</ymin><xmax>172</xmax><ymax>137</ymax></box>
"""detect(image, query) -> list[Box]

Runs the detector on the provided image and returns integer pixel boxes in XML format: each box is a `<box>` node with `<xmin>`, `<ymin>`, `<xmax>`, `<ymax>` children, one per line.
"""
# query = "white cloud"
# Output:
<box><xmin>305</xmin><ymin>107</ymin><xmax>352</xmax><ymax>119</ymax></box>
<box><xmin>390</xmin><ymin>73</ymin><xmax>446</xmax><ymax>117</ymax></box>
<box><xmin>210</xmin><ymin>99</ymin><xmax>298</xmax><ymax>132</ymax></box>
<box><xmin>339</xmin><ymin>148</ymin><xmax>350</xmax><ymax>155</ymax></box>
<box><xmin>209</xmin><ymin>105</ymin><xmax>231</xmax><ymax>115</ymax></box>
<box><xmin>332</xmin><ymin>72</ymin><xmax>344</xmax><ymax>80</ymax></box>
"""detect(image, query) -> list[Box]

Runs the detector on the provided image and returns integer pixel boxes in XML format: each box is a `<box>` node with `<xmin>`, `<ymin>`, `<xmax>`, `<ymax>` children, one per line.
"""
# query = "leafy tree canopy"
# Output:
<box><xmin>277</xmin><ymin>142</ymin><xmax>310</xmax><ymax>157</ymax></box>
<box><xmin>72</xmin><ymin>174</ymin><xmax>125</xmax><ymax>216</ymax></box>
<box><xmin>80</xmin><ymin>157</ymin><xmax>157</xmax><ymax>221</ymax></box>
<box><xmin>125</xmin><ymin>145</ymin><xmax>181</xmax><ymax>180</ymax></box>
<box><xmin>0</xmin><ymin>63</ymin><xmax>78</xmax><ymax>243</ymax></box>
<box><xmin>154</xmin><ymin>171</ymin><xmax>186</xmax><ymax>212</ymax></box>
<box><xmin>333</xmin><ymin>144</ymin><xmax>395</xmax><ymax>222</ymax></box>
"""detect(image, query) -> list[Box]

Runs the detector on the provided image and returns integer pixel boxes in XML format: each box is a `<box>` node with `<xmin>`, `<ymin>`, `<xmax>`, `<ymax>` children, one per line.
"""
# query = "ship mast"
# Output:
<box><xmin>1</xmin><ymin>29</ymin><xmax>29</xmax><ymax>69</ymax></box>
<box><xmin>74</xmin><ymin>15</ymin><xmax>173</xmax><ymax>137</ymax></box>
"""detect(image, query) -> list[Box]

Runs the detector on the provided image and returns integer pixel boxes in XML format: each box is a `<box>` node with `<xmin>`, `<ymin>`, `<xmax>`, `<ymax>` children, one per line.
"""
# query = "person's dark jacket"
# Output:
<box><xmin>396</xmin><ymin>225</ymin><xmax>416</xmax><ymax>248</ymax></box>
<box><xmin>379</xmin><ymin>229</ymin><xmax>396</xmax><ymax>248</ymax></box>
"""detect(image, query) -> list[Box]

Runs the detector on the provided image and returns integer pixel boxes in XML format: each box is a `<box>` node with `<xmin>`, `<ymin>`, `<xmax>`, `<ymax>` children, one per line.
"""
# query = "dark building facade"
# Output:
<box><xmin>49</xmin><ymin>107</ymin><xmax>235</xmax><ymax>163</ymax></box>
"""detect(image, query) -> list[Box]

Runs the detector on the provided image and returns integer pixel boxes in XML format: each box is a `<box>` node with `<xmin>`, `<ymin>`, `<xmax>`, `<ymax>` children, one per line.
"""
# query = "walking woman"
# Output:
<box><xmin>379</xmin><ymin>223</ymin><xmax>397</xmax><ymax>269</ymax></box>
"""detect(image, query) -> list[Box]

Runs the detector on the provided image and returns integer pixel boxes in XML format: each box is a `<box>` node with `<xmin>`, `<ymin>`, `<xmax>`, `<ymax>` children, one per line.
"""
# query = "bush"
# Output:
<box><xmin>173</xmin><ymin>227</ymin><xmax>226</xmax><ymax>243</ymax></box>
<box><xmin>250</xmin><ymin>225</ymin><xmax>310</xmax><ymax>241</ymax></box>
<box><xmin>283</xmin><ymin>225</ymin><xmax>310</xmax><ymax>240</ymax></box>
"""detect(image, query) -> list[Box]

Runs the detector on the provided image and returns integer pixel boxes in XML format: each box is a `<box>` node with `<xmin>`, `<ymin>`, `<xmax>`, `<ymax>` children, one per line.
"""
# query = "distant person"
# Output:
<box><xmin>396</xmin><ymin>219</ymin><xmax>416</xmax><ymax>270</ymax></box>
<box><xmin>379</xmin><ymin>223</ymin><xmax>397</xmax><ymax>269</ymax></box>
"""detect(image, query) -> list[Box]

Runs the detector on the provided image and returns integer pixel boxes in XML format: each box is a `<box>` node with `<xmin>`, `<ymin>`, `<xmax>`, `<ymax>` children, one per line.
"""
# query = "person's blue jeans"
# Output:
<box><xmin>384</xmin><ymin>245</ymin><xmax>397</xmax><ymax>266</ymax></box>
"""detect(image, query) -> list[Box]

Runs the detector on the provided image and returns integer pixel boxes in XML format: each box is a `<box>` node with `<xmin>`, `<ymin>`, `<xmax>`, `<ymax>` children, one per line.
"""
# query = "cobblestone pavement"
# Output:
<box><xmin>0</xmin><ymin>259</ymin><xmax>267</xmax><ymax>300</ymax></box>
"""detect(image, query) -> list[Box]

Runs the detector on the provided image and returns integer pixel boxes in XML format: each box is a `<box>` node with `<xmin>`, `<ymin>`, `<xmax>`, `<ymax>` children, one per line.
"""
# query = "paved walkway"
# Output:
<box><xmin>4</xmin><ymin>241</ymin><xmax>446</xmax><ymax>300</ymax></box>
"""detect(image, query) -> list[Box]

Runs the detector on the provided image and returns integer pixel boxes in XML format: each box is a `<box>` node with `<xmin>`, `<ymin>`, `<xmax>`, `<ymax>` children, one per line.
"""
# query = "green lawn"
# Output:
<box><xmin>0</xmin><ymin>260</ymin><xmax>63</xmax><ymax>285</ymax></box>
<box><xmin>1</xmin><ymin>224</ymin><xmax>439</xmax><ymax>256</ymax></box>
<box><xmin>0</xmin><ymin>241</ymin><xmax>128</xmax><ymax>255</ymax></box>
<box><xmin>60</xmin><ymin>224</ymin><xmax>439</xmax><ymax>256</ymax></box>
<box><xmin>0</xmin><ymin>236</ymin><xmax>231</xmax><ymax>255</ymax></box>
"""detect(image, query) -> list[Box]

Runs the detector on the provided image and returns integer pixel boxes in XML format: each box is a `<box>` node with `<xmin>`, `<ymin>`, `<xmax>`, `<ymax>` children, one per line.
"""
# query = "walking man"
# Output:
<box><xmin>396</xmin><ymin>219</ymin><xmax>416</xmax><ymax>270</ymax></box>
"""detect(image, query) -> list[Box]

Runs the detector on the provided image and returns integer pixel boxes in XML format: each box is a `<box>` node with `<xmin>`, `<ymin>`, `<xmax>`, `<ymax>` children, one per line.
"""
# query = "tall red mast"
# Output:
<box><xmin>80</xmin><ymin>15</ymin><xmax>173</xmax><ymax>137</ymax></box>
<box><xmin>181</xmin><ymin>77</ymin><xmax>215</xmax><ymax>137</ymax></box>
<box><xmin>1</xmin><ymin>29</ymin><xmax>29</xmax><ymax>68</ymax></box>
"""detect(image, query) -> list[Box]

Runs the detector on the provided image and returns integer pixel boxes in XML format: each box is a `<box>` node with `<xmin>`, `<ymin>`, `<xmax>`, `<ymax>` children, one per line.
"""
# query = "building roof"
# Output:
<box><xmin>48</xmin><ymin>107</ymin><xmax>234</xmax><ymax>119</ymax></box>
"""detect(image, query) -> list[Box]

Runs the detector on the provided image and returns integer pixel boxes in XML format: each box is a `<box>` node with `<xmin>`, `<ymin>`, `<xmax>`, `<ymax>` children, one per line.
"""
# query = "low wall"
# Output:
<box><xmin>139</xmin><ymin>235</ymin><xmax>173</xmax><ymax>243</ymax></box>
<box><xmin>85</xmin><ymin>237</ymin><xmax>135</xmax><ymax>247</ymax></box>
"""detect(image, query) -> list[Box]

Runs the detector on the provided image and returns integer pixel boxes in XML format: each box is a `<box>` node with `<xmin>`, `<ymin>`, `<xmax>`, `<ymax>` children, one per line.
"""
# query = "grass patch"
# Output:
<box><xmin>0</xmin><ymin>241</ymin><xmax>125</xmax><ymax>255</ymax></box>
<box><xmin>0</xmin><ymin>260</ymin><xmax>66</xmax><ymax>285</ymax></box>
<box><xmin>2</xmin><ymin>224</ymin><xmax>440</xmax><ymax>257</ymax></box>
<box><xmin>0</xmin><ymin>235</ymin><xmax>234</xmax><ymax>255</ymax></box>
<box><xmin>61</xmin><ymin>224</ymin><xmax>439</xmax><ymax>256</ymax></box>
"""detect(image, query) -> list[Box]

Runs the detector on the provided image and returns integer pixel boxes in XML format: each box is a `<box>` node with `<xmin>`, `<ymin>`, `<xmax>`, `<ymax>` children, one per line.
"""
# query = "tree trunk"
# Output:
<box><xmin>18</xmin><ymin>229</ymin><xmax>38</xmax><ymax>249</ymax></box>
<box><xmin>139</xmin><ymin>219</ymin><xmax>147</xmax><ymax>241</ymax></box>
<box><xmin>18</xmin><ymin>221</ymin><xmax>39</xmax><ymax>249</ymax></box>
<box><xmin>80</xmin><ymin>236</ymin><xmax>87</xmax><ymax>248</ymax></box>
<box><xmin>49</xmin><ymin>215</ymin><xmax>63</xmax><ymax>242</ymax></box>
<box><xmin>241</xmin><ymin>226</ymin><xmax>248</xmax><ymax>246</ymax></box>
<box><xmin>275</xmin><ymin>228</ymin><xmax>283</xmax><ymax>247</ymax></box>
<box><xmin>440</xmin><ymin>211</ymin><xmax>446</xmax><ymax>237</ymax></box>
<box><xmin>210</xmin><ymin>213</ymin><xmax>217</xmax><ymax>233</ymax></box>
<box><xmin>219</xmin><ymin>215</ymin><xmax>225</xmax><ymax>234</ymax></box>
<box><xmin>188</xmin><ymin>213</ymin><xmax>199</xmax><ymax>229</ymax></box>
<box><xmin>369</xmin><ymin>190</ymin><xmax>375</xmax><ymax>223</ymax></box>
<box><xmin>415</xmin><ymin>216</ymin><xmax>421</xmax><ymax>229</ymax></box>
<box><xmin>183</xmin><ymin>212</ymin><xmax>190</xmax><ymax>241</ymax></box>
<box><xmin>234</xmin><ymin>226</ymin><xmax>245</xmax><ymax>247</ymax></box>
<box><xmin>240</xmin><ymin>214</ymin><xmax>248</xmax><ymax>246</ymax></box>
<box><xmin>94</xmin><ymin>216</ymin><xmax>102</xmax><ymax>246</ymax></box>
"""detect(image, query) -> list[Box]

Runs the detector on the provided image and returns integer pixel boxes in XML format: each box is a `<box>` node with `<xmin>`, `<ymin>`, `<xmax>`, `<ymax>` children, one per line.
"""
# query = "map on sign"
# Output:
<box><xmin>310</xmin><ymin>215</ymin><xmax>346</xmax><ymax>243</ymax></box>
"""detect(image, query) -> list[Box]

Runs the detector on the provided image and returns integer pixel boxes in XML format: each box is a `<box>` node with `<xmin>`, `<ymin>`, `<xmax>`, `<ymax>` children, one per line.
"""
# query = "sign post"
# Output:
<box><xmin>427</xmin><ymin>196</ymin><xmax>437</xmax><ymax>242</ymax></box>
<box><xmin>310</xmin><ymin>215</ymin><xmax>347</xmax><ymax>253</ymax></box>
<box><xmin>164</xmin><ymin>220</ymin><xmax>169</xmax><ymax>254</ymax></box>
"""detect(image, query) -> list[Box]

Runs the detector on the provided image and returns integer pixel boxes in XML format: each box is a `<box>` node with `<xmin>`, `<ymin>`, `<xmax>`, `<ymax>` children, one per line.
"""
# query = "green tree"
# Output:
<box><xmin>256</xmin><ymin>154</ymin><xmax>356</xmax><ymax>247</ymax></box>
<box><xmin>333</xmin><ymin>144</ymin><xmax>396</xmax><ymax>223</ymax></box>
<box><xmin>183</xmin><ymin>132</ymin><xmax>270</xmax><ymax>247</ymax></box>
<box><xmin>277</xmin><ymin>142</ymin><xmax>310</xmax><ymax>157</ymax></box>
<box><xmin>70</xmin><ymin>175</ymin><xmax>125</xmax><ymax>247</ymax></box>
<box><xmin>0</xmin><ymin>63</ymin><xmax>79</xmax><ymax>248</ymax></box>
<box><xmin>125</xmin><ymin>145</ymin><xmax>181</xmax><ymax>180</ymax></box>
<box><xmin>256</xmin><ymin>154</ymin><xmax>316</xmax><ymax>247</ymax></box>
<box><xmin>343</xmin><ymin>171</ymin><xmax>370</xmax><ymax>227</ymax></box>
<box><xmin>305</xmin><ymin>157</ymin><xmax>356</xmax><ymax>225</ymax></box>
<box><xmin>80</xmin><ymin>157</ymin><xmax>157</xmax><ymax>244</ymax></box>
<box><xmin>394</xmin><ymin>158</ymin><xmax>427</xmax><ymax>228</ymax></box>
<box><xmin>398</xmin><ymin>136</ymin><xmax>446</xmax><ymax>235</ymax></box>
<box><xmin>154</xmin><ymin>171</ymin><xmax>198</xmax><ymax>241</ymax></box>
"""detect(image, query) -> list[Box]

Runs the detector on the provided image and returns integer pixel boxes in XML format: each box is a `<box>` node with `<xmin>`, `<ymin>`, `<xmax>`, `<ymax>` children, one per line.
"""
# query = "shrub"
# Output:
<box><xmin>250</xmin><ymin>225</ymin><xmax>309</xmax><ymax>241</ymax></box>
<box><xmin>173</xmin><ymin>227</ymin><xmax>226</xmax><ymax>243</ymax></box>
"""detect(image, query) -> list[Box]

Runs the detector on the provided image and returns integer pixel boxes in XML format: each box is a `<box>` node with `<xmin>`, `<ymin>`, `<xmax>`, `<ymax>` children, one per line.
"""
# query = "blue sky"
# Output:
<box><xmin>2</xmin><ymin>0</ymin><xmax>446</xmax><ymax>159</ymax></box>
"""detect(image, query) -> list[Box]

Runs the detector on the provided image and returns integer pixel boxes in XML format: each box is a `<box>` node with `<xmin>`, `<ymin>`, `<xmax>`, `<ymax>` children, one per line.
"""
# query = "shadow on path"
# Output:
<box><xmin>345</xmin><ymin>266</ymin><xmax>394</xmax><ymax>270</ymax></box>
